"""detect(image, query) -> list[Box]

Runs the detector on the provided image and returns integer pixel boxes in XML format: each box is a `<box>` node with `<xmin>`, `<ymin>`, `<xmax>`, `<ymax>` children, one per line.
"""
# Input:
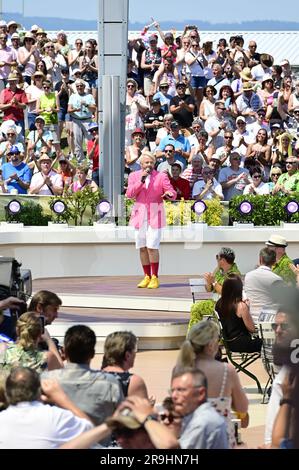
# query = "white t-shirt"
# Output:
<box><xmin>243</xmin><ymin>182</ymin><xmax>270</xmax><ymax>195</ymax></box>
<box><xmin>192</xmin><ymin>178</ymin><xmax>223</xmax><ymax>199</ymax></box>
<box><xmin>0</xmin><ymin>401</ymin><xmax>93</xmax><ymax>449</ymax></box>
<box><xmin>29</xmin><ymin>170</ymin><xmax>63</xmax><ymax>195</ymax></box>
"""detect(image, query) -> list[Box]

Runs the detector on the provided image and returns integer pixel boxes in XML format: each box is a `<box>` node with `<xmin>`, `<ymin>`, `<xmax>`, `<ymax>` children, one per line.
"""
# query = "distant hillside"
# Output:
<box><xmin>4</xmin><ymin>12</ymin><xmax>299</xmax><ymax>31</ymax></box>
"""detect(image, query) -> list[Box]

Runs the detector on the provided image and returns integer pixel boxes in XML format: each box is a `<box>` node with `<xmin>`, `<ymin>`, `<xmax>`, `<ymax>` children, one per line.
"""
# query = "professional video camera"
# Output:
<box><xmin>0</xmin><ymin>257</ymin><xmax>32</xmax><ymax>318</ymax></box>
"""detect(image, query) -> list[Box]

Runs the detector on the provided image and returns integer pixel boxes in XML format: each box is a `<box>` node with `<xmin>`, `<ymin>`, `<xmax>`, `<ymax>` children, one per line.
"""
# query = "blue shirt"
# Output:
<box><xmin>158</xmin><ymin>134</ymin><xmax>191</xmax><ymax>169</ymax></box>
<box><xmin>68</xmin><ymin>92</ymin><xmax>95</xmax><ymax>120</ymax></box>
<box><xmin>2</xmin><ymin>161</ymin><xmax>32</xmax><ymax>194</ymax></box>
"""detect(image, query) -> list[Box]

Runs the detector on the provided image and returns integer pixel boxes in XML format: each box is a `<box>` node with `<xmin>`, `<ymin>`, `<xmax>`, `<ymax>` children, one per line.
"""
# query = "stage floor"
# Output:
<box><xmin>32</xmin><ymin>275</ymin><xmax>197</xmax><ymax>324</ymax></box>
<box><xmin>33</xmin><ymin>275</ymin><xmax>193</xmax><ymax>298</ymax></box>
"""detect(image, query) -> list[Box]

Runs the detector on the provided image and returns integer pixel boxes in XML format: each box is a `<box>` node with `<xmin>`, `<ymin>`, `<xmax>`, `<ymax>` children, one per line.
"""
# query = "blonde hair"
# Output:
<box><xmin>16</xmin><ymin>312</ymin><xmax>43</xmax><ymax>350</ymax></box>
<box><xmin>278</xmin><ymin>132</ymin><xmax>292</xmax><ymax>156</ymax></box>
<box><xmin>176</xmin><ymin>320</ymin><xmax>220</xmax><ymax>368</ymax></box>
<box><xmin>140</xmin><ymin>150</ymin><xmax>156</xmax><ymax>163</ymax></box>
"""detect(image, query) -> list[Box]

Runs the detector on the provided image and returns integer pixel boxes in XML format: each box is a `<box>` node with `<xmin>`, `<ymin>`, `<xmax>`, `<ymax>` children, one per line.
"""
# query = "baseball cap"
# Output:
<box><xmin>88</xmin><ymin>122</ymin><xmax>98</xmax><ymax>132</ymax></box>
<box><xmin>7</xmin><ymin>145</ymin><xmax>20</xmax><ymax>155</ymax></box>
<box><xmin>164</xmin><ymin>32</ymin><xmax>173</xmax><ymax>39</ymax></box>
<box><xmin>59</xmin><ymin>155</ymin><xmax>68</xmax><ymax>162</ymax></box>
<box><xmin>0</xmin><ymin>20</ymin><xmax>7</xmax><ymax>28</ymax></box>
<box><xmin>236</xmin><ymin>116</ymin><xmax>246</xmax><ymax>123</ymax></box>
<box><xmin>10</xmin><ymin>33</ymin><xmax>20</xmax><ymax>39</ymax></box>
<box><xmin>170</xmin><ymin>120</ymin><xmax>180</xmax><ymax>129</ymax></box>
<box><xmin>176</xmin><ymin>81</ymin><xmax>186</xmax><ymax>88</ymax></box>
<box><xmin>31</xmin><ymin>24</ymin><xmax>40</xmax><ymax>32</ymax></box>
<box><xmin>149</xmin><ymin>34</ymin><xmax>158</xmax><ymax>42</ymax></box>
<box><xmin>61</xmin><ymin>67</ymin><xmax>69</xmax><ymax>74</ymax></box>
<box><xmin>152</xmin><ymin>98</ymin><xmax>161</xmax><ymax>105</ymax></box>
<box><xmin>35</xmin><ymin>115</ymin><xmax>45</xmax><ymax>123</ymax></box>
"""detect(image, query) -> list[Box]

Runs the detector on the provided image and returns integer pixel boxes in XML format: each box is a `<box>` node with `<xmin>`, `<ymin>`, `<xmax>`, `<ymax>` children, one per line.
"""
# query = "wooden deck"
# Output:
<box><xmin>33</xmin><ymin>275</ymin><xmax>195</xmax><ymax>299</ymax></box>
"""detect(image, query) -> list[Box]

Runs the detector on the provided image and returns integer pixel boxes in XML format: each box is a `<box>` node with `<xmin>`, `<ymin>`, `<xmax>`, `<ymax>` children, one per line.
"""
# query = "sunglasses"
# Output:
<box><xmin>43</xmin><ymin>86</ymin><xmax>50</xmax><ymax>89</ymax></box>
<box><xmin>224</xmin><ymin>135</ymin><xmax>233</xmax><ymax>139</ymax></box>
<box><xmin>159</xmin><ymin>414</ymin><xmax>180</xmax><ymax>424</ymax></box>
<box><xmin>252</xmin><ymin>174</ymin><xmax>261</xmax><ymax>179</ymax></box>
<box><xmin>127</xmin><ymin>84</ymin><xmax>135</xmax><ymax>88</ymax></box>
<box><xmin>47</xmin><ymin>46</ymin><xmax>55</xmax><ymax>49</ymax></box>
<box><xmin>271</xmin><ymin>323</ymin><xmax>289</xmax><ymax>332</ymax></box>
<box><xmin>7</xmin><ymin>133</ymin><xmax>15</xmax><ymax>136</ymax></box>
<box><xmin>76</xmin><ymin>42</ymin><xmax>83</xmax><ymax>45</ymax></box>
<box><xmin>272</xmin><ymin>173</ymin><xmax>281</xmax><ymax>177</ymax></box>
<box><xmin>165</xmin><ymin>149</ymin><xmax>174</xmax><ymax>153</ymax></box>
<box><xmin>160</xmin><ymin>85</ymin><xmax>169</xmax><ymax>89</ymax></box>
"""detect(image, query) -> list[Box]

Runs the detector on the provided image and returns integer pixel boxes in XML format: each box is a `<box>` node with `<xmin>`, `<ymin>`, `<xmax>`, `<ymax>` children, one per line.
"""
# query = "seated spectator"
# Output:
<box><xmin>0</xmin><ymin>367</ymin><xmax>93</xmax><ymax>448</ymax></box>
<box><xmin>0</xmin><ymin>71</ymin><xmax>28</xmax><ymax>137</ymax></box>
<box><xmin>42</xmin><ymin>325</ymin><xmax>123</xmax><ymax>445</ymax></box>
<box><xmin>57</xmin><ymin>155</ymin><xmax>76</xmax><ymax>192</ymax></box>
<box><xmin>181</xmin><ymin>154</ymin><xmax>203</xmax><ymax>189</ymax></box>
<box><xmin>157</xmin><ymin>143</ymin><xmax>181</xmax><ymax>173</ymax></box>
<box><xmin>0</xmin><ymin>312</ymin><xmax>62</xmax><ymax>373</ymax></box>
<box><xmin>125</xmin><ymin>128</ymin><xmax>146</xmax><ymax>173</ymax></box>
<box><xmin>176</xmin><ymin>320</ymin><xmax>248</xmax><ymax>447</ymax></box>
<box><xmin>272</xmin><ymin>156</ymin><xmax>299</xmax><ymax>195</ymax></box>
<box><xmin>102</xmin><ymin>330</ymin><xmax>149</xmax><ymax>399</ymax></box>
<box><xmin>171</xmin><ymin>367</ymin><xmax>228</xmax><ymax>449</ymax></box>
<box><xmin>199</xmin><ymin>85</ymin><xmax>216</xmax><ymax>122</ymax></box>
<box><xmin>218</xmin><ymin>152</ymin><xmax>250</xmax><ymax>201</ymax></box>
<box><xmin>29</xmin><ymin>153</ymin><xmax>63</xmax><ymax>195</ymax></box>
<box><xmin>71</xmin><ymin>165</ymin><xmax>98</xmax><ymax>193</ymax></box>
<box><xmin>1</xmin><ymin>146</ymin><xmax>31</xmax><ymax>194</ymax></box>
<box><xmin>243</xmin><ymin>166</ymin><xmax>270</xmax><ymax>195</ymax></box>
<box><xmin>215</xmin><ymin>274</ymin><xmax>262</xmax><ymax>353</ymax></box>
<box><xmin>268</xmin><ymin>166</ymin><xmax>282</xmax><ymax>193</ymax></box>
<box><xmin>265</xmin><ymin>234</ymin><xmax>296</xmax><ymax>285</ymax></box>
<box><xmin>189</xmin><ymin>129</ymin><xmax>215</xmax><ymax>166</ymax></box>
<box><xmin>153</xmin><ymin>80</ymin><xmax>172</xmax><ymax>114</ymax></box>
<box><xmin>0</xmin><ymin>126</ymin><xmax>24</xmax><ymax>165</ymax></box>
<box><xmin>192</xmin><ymin>166</ymin><xmax>223</xmax><ymax>200</ymax></box>
<box><xmin>245</xmin><ymin>128</ymin><xmax>271</xmax><ymax>177</ymax></box>
<box><xmin>169</xmin><ymin>163</ymin><xmax>190</xmax><ymax>200</ymax></box>
<box><xmin>26</xmin><ymin>115</ymin><xmax>53</xmax><ymax>160</ymax></box>
<box><xmin>156</xmin><ymin>120</ymin><xmax>191</xmax><ymax>169</ymax></box>
<box><xmin>204</xmin><ymin>247</ymin><xmax>241</xmax><ymax>298</ymax></box>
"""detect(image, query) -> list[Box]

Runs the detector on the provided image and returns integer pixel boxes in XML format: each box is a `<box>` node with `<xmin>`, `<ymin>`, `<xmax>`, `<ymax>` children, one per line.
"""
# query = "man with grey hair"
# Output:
<box><xmin>67</xmin><ymin>79</ymin><xmax>96</xmax><ymax>162</ymax></box>
<box><xmin>171</xmin><ymin>367</ymin><xmax>228</xmax><ymax>449</ymax></box>
<box><xmin>188</xmin><ymin>117</ymin><xmax>204</xmax><ymax>148</ymax></box>
<box><xmin>244</xmin><ymin>247</ymin><xmax>283</xmax><ymax>324</ymax></box>
<box><xmin>218</xmin><ymin>152</ymin><xmax>250</xmax><ymax>200</ymax></box>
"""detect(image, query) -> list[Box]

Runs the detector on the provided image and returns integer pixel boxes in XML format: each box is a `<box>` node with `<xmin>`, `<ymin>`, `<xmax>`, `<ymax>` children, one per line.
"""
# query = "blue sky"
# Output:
<box><xmin>5</xmin><ymin>0</ymin><xmax>299</xmax><ymax>23</ymax></box>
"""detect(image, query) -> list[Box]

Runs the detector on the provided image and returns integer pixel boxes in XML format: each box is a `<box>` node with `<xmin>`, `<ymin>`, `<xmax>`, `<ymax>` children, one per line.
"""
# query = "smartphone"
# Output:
<box><xmin>40</xmin><ymin>315</ymin><xmax>45</xmax><ymax>334</ymax></box>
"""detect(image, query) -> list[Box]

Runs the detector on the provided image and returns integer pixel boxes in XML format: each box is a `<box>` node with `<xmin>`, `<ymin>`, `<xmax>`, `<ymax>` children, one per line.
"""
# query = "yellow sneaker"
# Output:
<box><xmin>147</xmin><ymin>275</ymin><xmax>159</xmax><ymax>289</ymax></box>
<box><xmin>137</xmin><ymin>275</ymin><xmax>151</xmax><ymax>288</ymax></box>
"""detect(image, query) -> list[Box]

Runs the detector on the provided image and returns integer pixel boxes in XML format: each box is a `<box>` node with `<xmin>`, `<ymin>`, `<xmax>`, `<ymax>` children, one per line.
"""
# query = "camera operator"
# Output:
<box><xmin>0</xmin><ymin>296</ymin><xmax>27</xmax><ymax>340</ymax></box>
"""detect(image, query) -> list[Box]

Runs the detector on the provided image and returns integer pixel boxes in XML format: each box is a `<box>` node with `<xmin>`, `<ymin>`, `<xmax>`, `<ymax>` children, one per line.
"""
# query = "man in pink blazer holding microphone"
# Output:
<box><xmin>126</xmin><ymin>151</ymin><xmax>177</xmax><ymax>289</ymax></box>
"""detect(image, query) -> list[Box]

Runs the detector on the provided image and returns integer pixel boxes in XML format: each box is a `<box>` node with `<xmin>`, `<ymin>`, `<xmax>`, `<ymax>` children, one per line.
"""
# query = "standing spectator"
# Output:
<box><xmin>185</xmin><ymin>40</ymin><xmax>207</xmax><ymax>109</ymax></box>
<box><xmin>141</xmin><ymin>34</ymin><xmax>162</xmax><ymax>101</ymax></box>
<box><xmin>125</xmin><ymin>128</ymin><xmax>146</xmax><ymax>174</ymax></box>
<box><xmin>36</xmin><ymin>79</ymin><xmax>60</xmax><ymax>141</ymax></box>
<box><xmin>143</xmin><ymin>98</ymin><xmax>164</xmax><ymax>151</ymax></box>
<box><xmin>218</xmin><ymin>152</ymin><xmax>250</xmax><ymax>200</ymax></box>
<box><xmin>67</xmin><ymin>80</ymin><xmax>96</xmax><ymax>163</ymax></box>
<box><xmin>125</xmin><ymin>78</ymin><xmax>148</xmax><ymax>147</ymax></box>
<box><xmin>68</xmin><ymin>38</ymin><xmax>84</xmax><ymax>75</ymax></box>
<box><xmin>0</xmin><ymin>126</ymin><xmax>24</xmax><ymax>165</ymax></box>
<box><xmin>169</xmin><ymin>81</ymin><xmax>195</xmax><ymax>129</ymax></box>
<box><xmin>25</xmin><ymin>71</ymin><xmax>45</xmax><ymax>130</ymax></box>
<box><xmin>153</xmin><ymin>80</ymin><xmax>172</xmax><ymax>114</ymax></box>
<box><xmin>0</xmin><ymin>33</ymin><xmax>17</xmax><ymax>93</ymax></box>
<box><xmin>157</xmin><ymin>120</ymin><xmax>191</xmax><ymax>169</ymax></box>
<box><xmin>236</xmin><ymin>82</ymin><xmax>263</xmax><ymax>124</ymax></box>
<box><xmin>0</xmin><ymin>71</ymin><xmax>28</xmax><ymax>137</ymax></box>
<box><xmin>17</xmin><ymin>32</ymin><xmax>41</xmax><ymax>85</ymax></box>
<box><xmin>43</xmin><ymin>41</ymin><xmax>67</xmax><ymax>87</ymax></box>
<box><xmin>79</xmin><ymin>40</ymin><xmax>98</xmax><ymax>101</ymax></box>
<box><xmin>55</xmin><ymin>67</ymin><xmax>73</xmax><ymax>143</ymax></box>
<box><xmin>207</xmin><ymin>64</ymin><xmax>230</xmax><ymax>99</ymax></box>
<box><xmin>86</xmin><ymin>122</ymin><xmax>99</xmax><ymax>184</ymax></box>
<box><xmin>27</xmin><ymin>115</ymin><xmax>53</xmax><ymax>160</ymax></box>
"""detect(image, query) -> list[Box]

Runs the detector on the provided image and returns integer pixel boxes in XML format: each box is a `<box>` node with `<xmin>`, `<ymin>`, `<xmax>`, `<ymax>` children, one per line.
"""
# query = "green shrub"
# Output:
<box><xmin>188</xmin><ymin>299</ymin><xmax>216</xmax><ymax>331</ymax></box>
<box><xmin>5</xmin><ymin>200</ymin><xmax>52</xmax><ymax>226</ymax></box>
<box><xmin>229</xmin><ymin>193</ymin><xmax>299</xmax><ymax>225</ymax></box>
<box><xmin>51</xmin><ymin>186</ymin><xmax>105</xmax><ymax>225</ymax></box>
<box><xmin>124</xmin><ymin>198</ymin><xmax>224</xmax><ymax>226</ymax></box>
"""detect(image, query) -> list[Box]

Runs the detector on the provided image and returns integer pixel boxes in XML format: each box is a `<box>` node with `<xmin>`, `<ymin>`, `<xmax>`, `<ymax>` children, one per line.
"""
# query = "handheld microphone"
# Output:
<box><xmin>141</xmin><ymin>168</ymin><xmax>150</xmax><ymax>183</ymax></box>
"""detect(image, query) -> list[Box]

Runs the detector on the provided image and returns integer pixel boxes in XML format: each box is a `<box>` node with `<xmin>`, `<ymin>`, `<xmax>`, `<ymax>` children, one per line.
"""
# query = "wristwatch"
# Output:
<box><xmin>142</xmin><ymin>414</ymin><xmax>159</xmax><ymax>425</ymax></box>
<box><xmin>279</xmin><ymin>398</ymin><xmax>293</xmax><ymax>407</ymax></box>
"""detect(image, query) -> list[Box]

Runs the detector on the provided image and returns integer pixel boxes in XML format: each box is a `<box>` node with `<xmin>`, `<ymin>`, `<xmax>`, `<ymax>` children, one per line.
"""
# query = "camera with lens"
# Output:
<box><xmin>0</xmin><ymin>257</ymin><xmax>32</xmax><ymax>319</ymax></box>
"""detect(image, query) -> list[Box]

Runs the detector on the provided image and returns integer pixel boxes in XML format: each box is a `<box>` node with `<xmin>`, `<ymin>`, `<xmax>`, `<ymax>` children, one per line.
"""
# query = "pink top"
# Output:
<box><xmin>126</xmin><ymin>169</ymin><xmax>176</xmax><ymax>229</ymax></box>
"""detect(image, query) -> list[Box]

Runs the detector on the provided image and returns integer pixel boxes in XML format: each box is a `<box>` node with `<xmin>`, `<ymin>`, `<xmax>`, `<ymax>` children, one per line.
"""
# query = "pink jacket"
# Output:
<box><xmin>126</xmin><ymin>170</ymin><xmax>177</xmax><ymax>229</ymax></box>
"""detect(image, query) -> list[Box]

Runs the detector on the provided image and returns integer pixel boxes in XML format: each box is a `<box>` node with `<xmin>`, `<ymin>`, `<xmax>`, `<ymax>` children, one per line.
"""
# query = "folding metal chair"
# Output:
<box><xmin>259</xmin><ymin>321</ymin><xmax>276</xmax><ymax>403</ymax></box>
<box><xmin>214</xmin><ymin>310</ymin><xmax>263</xmax><ymax>394</ymax></box>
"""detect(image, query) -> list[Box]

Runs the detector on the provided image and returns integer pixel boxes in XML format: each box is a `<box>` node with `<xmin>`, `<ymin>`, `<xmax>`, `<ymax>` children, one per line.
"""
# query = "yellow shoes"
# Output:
<box><xmin>147</xmin><ymin>275</ymin><xmax>159</xmax><ymax>289</ymax></box>
<box><xmin>137</xmin><ymin>275</ymin><xmax>151</xmax><ymax>288</ymax></box>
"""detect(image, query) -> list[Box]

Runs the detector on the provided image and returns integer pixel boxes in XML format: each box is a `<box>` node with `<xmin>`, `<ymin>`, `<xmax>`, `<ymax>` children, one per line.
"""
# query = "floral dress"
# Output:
<box><xmin>0</xmin><ymin>344</ymin><xmax>47</xmax><ymax>373</ymax></box>
<box><xmin>208</xmin><ymin>363</ymin><xmax>236</xmax><ymax>448</ymax></box>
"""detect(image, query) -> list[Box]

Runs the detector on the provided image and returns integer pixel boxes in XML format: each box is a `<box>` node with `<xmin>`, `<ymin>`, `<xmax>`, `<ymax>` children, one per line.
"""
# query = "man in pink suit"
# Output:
<box><xmin>126</xmin><ymin>151</ymin><xmax>177</xmax><ymax>289</ymax></box>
